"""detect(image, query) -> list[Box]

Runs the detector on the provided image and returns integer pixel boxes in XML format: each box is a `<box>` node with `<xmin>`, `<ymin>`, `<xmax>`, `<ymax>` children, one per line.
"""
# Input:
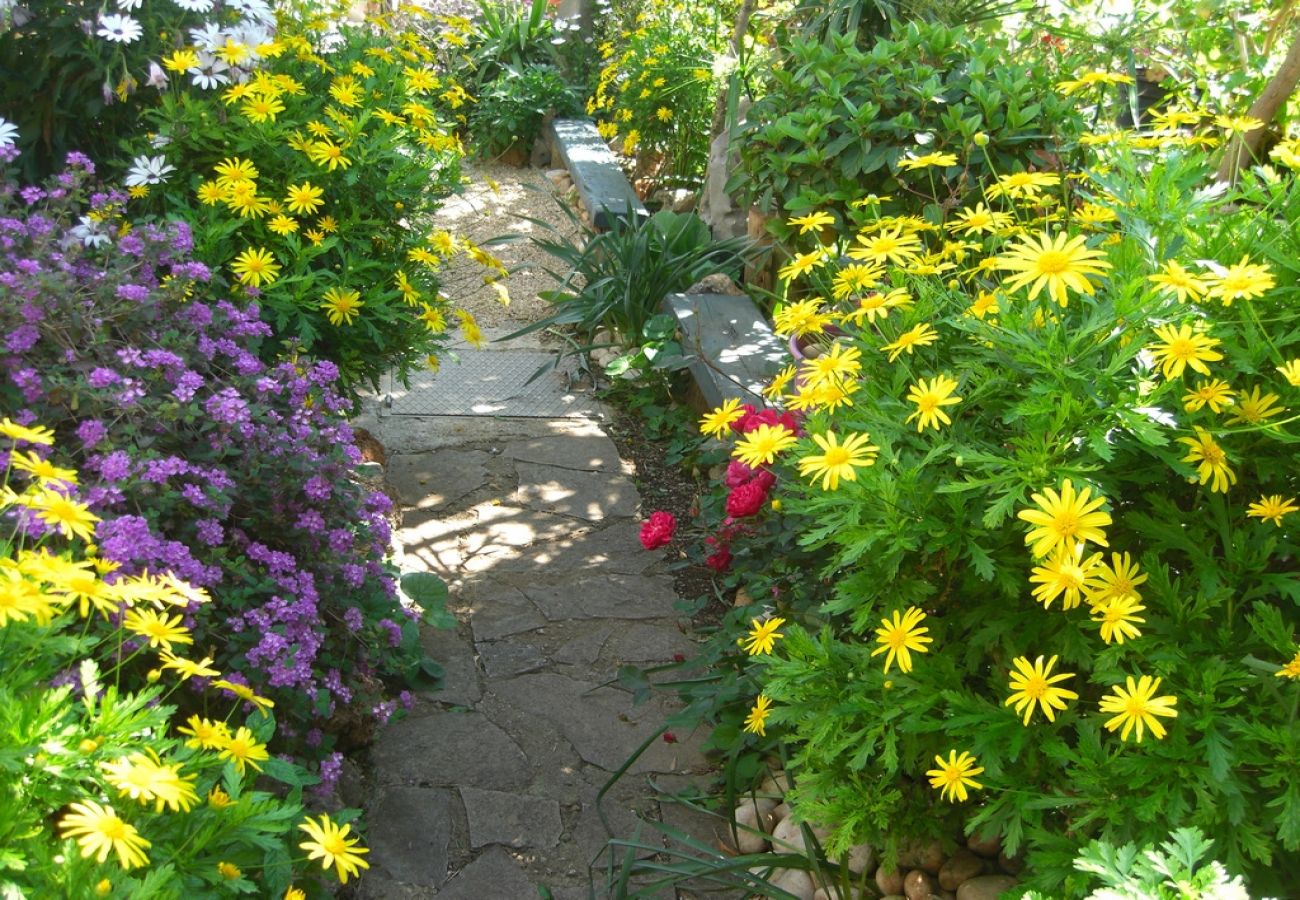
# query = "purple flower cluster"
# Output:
<box><xmin>0</xmin><ymin>157</ymin><xmax>420</xmax><ymax>763</ymax></box>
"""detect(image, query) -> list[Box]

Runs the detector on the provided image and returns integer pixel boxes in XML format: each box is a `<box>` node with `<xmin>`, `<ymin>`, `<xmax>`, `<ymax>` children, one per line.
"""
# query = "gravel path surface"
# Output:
<box><xmin>435</xmin><ymin>161</ymin><xmax>582</xmax><ymax>335</ymax></box>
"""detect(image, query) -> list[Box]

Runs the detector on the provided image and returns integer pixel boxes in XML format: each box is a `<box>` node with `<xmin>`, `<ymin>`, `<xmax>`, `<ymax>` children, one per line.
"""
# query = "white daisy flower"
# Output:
<box><xmin>116</xmin><ymin>0</ymin><xmax>143</xmax><ymax>10</ymax></box>
<box><xmin>125</xmin><ymin>154</ymin><xmax>176</xmax><ymax>187</ymax></box>
<box><xmin>172</xmin><ymin>0</ymin><xmax>215</xmax><ymax>11</ymax></box>
<box><xmin>229</xmin><ymin>0</ymin><xmax>274</xmax><ymax>25</ymax></box>
<box><xmin>188</xmin><ymin>53</ymin><xmax>230</xmax><ymax>90</ymax></box>
<box><xmin>188</xmin><ymin>22</ymin><xmax>225</xmax><ymax>51</ymax></box>
<box><xmin>71</xmin><ymin>216</ymin><xmax>112</xmax><ymax>249</ymax></box>
<box><xmin>0</xmin><ymin>117</ymin><xmax>18</xmax><ymax>148</ymax></box>
<box><xmin>96</xmin><ymin>13</ymin><xmax>142</xmax><ymax>43</ymax></box>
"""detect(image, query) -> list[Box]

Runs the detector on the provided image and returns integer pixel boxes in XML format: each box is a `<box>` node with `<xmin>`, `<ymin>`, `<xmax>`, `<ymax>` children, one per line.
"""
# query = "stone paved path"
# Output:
<box><xmin>351</xmin><ymin>406</ymin><xmax>714</xmax><ymax>898</ymax></box>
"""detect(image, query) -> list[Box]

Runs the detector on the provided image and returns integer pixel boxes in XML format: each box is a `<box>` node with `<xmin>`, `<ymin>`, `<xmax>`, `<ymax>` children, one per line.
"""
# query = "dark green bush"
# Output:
<box><xmin>732</xmin><ymin>21</ymin><xmax>1083</xmax><ymax>231</ymax></box>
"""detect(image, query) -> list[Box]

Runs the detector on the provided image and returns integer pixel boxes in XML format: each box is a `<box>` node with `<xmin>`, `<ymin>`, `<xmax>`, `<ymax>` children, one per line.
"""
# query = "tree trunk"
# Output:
<box><xmin>709</xmin><ymin>0</ymin><xmax>757</xmax><ymax>139</ymax></box>
<box><xmin>1216</xmin><ymin>22</ymin><xmax>1300</xmax><ymax>184</ymax></box>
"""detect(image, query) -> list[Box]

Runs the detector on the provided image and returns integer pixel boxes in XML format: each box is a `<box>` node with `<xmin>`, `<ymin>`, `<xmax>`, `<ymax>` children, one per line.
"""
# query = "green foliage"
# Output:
<box><xmin>589</xmin><ymin>0</ymin><xmax>737</xmax><ymax>189</ymax></box>
<box><xmin>0</xmin><ymin>464</ymin><xmax>326</xmax><ymax>896</ymax></box>
<box><xmin>517</xmin><ymin>206</ymin><xmax>753</xmax><ymax>344</ymax></box>
<box><xmin>782</xmin><ymin>0</ymin><xmax>1030</xmax><ymax>46</ymax></box>
<box><xmin>466</xmin><ymin>0</ymin><xmax>562</xmax><ymax>91</ymax></box>
<box><xmin>1024</xmin><ymin>827</ymin><xmax>1252</xmax><ymax>900</ymax></box>
<box><xmin>1034</xmin><ymin>0</ymin><xmax>1298</xmax><ymax>123</ymax></box>
<box><xmin>0</xmin><ymin>0</ymin><xmax>287</xmax><ymax>179</ymax></box>
<box><xmin>469</xmin><ymin>64</ymin><xmax>581</xmax><ymax>157</ymax></box>
<box><xmin>733</xmin><ymin>20</ymin><xmax>1083</xmax><ymax>230</ymax></box>
<box><xmin>119</xmin><ymin>15</ymin><xmax>477</xmax><ymax>396</ymax></box>
<box><xmin>705</xmin><ymin>145</ymin><xmax>1300</xmax><ymax>894</ymax></box>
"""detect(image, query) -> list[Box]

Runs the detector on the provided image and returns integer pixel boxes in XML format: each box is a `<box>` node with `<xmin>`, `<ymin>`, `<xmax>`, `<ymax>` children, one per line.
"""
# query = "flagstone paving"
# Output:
<box><xmin>352</xmin><ymin>407</ymin><xmax>715</xmax><ymax>898</ymax></box>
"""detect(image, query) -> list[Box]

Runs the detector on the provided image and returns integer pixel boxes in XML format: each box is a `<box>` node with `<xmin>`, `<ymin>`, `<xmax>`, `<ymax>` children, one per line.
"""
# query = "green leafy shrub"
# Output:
<box><xmin>691</xmin><ymin>140</ymin><xmax>1300</xmax><ymax>894</ymax></box>
<box><xmin>1026</xmin><ymin>827</ymin><xmax>1251</xmax><ymax>900</ymax></box>
<box><xmin>733</xmin><ymin>21</ymin><xmax>1083</xmax><ymax>233</ymax></box>
<box><xmin>117</xmin><ymin>13</ymin><xmax>486</xmax><ymax>395</ymax></box>
<box><xmin>466</xmin><ymin>0</ymin><xmax>562</xmax><ymax>91</ymax></box>
<box><xmin>590</xmin><ymin>0</ymin><xmax>736</xmax><ymax>189</ymax></box>
<box><xmin>469</xmin><ymin>64</ymin><xmax>581</xmax><ymax>157</ymax></box>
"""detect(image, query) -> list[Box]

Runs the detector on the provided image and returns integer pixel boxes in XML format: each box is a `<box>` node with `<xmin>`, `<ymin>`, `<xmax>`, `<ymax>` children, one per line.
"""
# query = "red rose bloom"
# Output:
<box><xmin>726</xmin><ymin>480</ymin><xmax>769</xmax><ymax>518</ymax></box>
<box><xmin>705</xmin><ymin>546</ymin><xmax>732</xmax><ymax>572</ymax></box>
<box><xmin>724</xmin><ymin>460</ymin><xmax>756</xmax><ymax>488</ymax></box>
<box><xmin>639</xmin><ymin>510</ymin><xmax>676</xmax><ymax>550</ymax></box>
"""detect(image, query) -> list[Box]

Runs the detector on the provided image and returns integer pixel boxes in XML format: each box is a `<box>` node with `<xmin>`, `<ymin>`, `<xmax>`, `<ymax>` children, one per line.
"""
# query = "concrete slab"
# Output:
<box><xmin>663</xmin><ymin>293</ymin><xmax>787</xmax><ymax>409</ymax></box>
<box><xmin>380</xmin><ymin>350</ymin><xmax>601</xmax><ymax>418</ymax></box>
<box><xmin>484</xmin><ymin>520</ymin><xmax>661</xmax><ymax>578</ymax></box>
<box><xmin>349</xmin><ymin>414</ymin><xmax>610</xmax><ymax>456</ymax></box>
<box><xmin>476</xmin><ymin>639</ymin><xmax>548</xmax><ymax>678</ymax></box>
<box><xmin>500</xmin><ymin>433</ymin><xmax>627</xmax><ymax>473</ymax></box>
<box><xmin>387</xmin><ymin>450</ymin><xmax>491</xmax><ymax>510</ymax></box>
<box><xmin>462</xmin><ymin>583</ymin><xmax>547</xmax><ymax>642</ymax></box>
<box><xmin>548</xmin><ymin>118</ymin><xmax>648</xmax><ymax>231</ymax></box>
<box><xmin>489</xmin><ymin>673</ymin><xmax>705</xmax><ymax>775</ymax></box>
<box><xmin>601</xmin><ymin>622</ymin><xmax>695</xmax><ymax>665</ymax></box>
<box><xmin>417</xmin><ymin>626</ymin><xmax>482</xmax><ymax>707</ymax></box>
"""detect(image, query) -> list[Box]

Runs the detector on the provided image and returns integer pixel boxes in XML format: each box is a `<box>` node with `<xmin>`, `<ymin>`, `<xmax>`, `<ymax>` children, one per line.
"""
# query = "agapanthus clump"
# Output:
<box><xmin>0</xmin><ymin>155</ymin><xmax>432</xmax><ymax>763</ymax></box>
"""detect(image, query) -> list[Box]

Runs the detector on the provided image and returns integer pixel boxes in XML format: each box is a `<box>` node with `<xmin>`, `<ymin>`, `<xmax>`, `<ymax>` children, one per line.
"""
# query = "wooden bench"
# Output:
<box><xmin>547</xmin><ymin>118</ymin><xmax>648</xmax><ymax>231</ymax></box>
<box><xmin>661</xmin><ymin>293</ymin><xmax>788</xmax><ymax>410</ymax></box>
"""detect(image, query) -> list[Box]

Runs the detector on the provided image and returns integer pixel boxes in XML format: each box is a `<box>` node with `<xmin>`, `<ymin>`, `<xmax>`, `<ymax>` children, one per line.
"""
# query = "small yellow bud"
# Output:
<box><xmin>973</xmin><ymin>132</ymin><xmax>989</xmax><ymax>147</ymax></box>
<box><xmin>771</xmin><ymin>499</ymin><xmax>782</xmax><ymax>511</ymax></box>
<box><xmin>146</xmin><ymin>669</ymin><xmax>162</xmax><ymax>683</ymax></box>
<box><xmin>79</xmin><ymin>738</ymin><xmax>100</xmax><ymax>754</ymax></box>
<box><xmin>95</xmin><ymin>880</ymin><xmax>112</xmax><ymax>896</ymax></box>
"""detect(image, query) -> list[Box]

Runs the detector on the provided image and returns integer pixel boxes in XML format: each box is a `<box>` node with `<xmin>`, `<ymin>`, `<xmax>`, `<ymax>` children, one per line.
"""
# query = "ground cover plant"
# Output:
<box><xmin>0</xmin><ymin>151</ymin><xmax>438</xmax><ymax>784</ymax></box>
<box><xmin>663</xmin><ymin>115</ymin><xmax>1300</xmax><ymax>894</ymax></box>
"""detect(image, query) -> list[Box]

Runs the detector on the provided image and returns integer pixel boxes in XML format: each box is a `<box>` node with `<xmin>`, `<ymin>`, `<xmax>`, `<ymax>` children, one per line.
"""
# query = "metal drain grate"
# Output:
<box><xmin>380</xmin><ymin>350</ymin><xmax>602</xmax><ymax>418</ymax></box>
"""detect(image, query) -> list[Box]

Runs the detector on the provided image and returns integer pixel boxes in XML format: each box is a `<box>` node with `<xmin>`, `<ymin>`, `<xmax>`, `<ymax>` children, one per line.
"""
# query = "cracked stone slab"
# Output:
<box><xmin>388</xmin><ymin>450</ymin><xmax>491</xmax><ymax>511</ymax></box>
<box><xmin>434</xmin><ymin>845</ymin><xmax>536</xmax><ymax>900</ymax></box>
<box><xmin>522</xmin><ymin>573</ymin><xmax>680</xmax><ymax>621</ymax></box>
<box><xmin>512</xmin><ymin>462</ymin><xmax>640</xmax><ymax>522</ymax></box>
<box><xmin>459</xmin><ymin>504</ymin><xmax>588</xmax><ymax>565</ymax></box>
<box><xmin>552</xmin><ymin>627</ymin><xmax>610</xmax><ymax>666</ymax></box>
<box><xmin>501</xmin><ymin>433</ymin><xmax>626</xmax><ymax>473</ymax></box>
<box><xmin>486</xmin><ymin>520</ymin><xmax>662</xmax><ymax>578</ymax></box>
<box><xmin>370</xmin><ymin>711</ymin><xmax>530</xmax><ymax>790</ymax></box>
<box><xmin>489</xmin><ymin>673</ymin><xmax>705</xmax><ymax>774</ymax></box>
<box><xmin>418</xmin><ymin>626</ymin><xmax>481</xmax><ymax>707</ymax></box>
<box><xmin>600</xmin><ymin>622</ymin><xmax>696</xmax><ymax>665</ymax></box>
<box><xmin>462</xmin><ymin>583</ymin><xmax>546</xmax><ymax>642</ymax></box>
<box><xmin>461</xmin><ymin>787</ymin><xmax>563</xmax><ymax>850</ymax></box>
<box><xmin>476</xmin><ymin>639</ymin><xmax>548</xmax><ymax>678</ymax></box>
<box><xmin>365</xmin><ymin>786</ymin><xmax>452</xmax><ymax>887</ymax></box>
